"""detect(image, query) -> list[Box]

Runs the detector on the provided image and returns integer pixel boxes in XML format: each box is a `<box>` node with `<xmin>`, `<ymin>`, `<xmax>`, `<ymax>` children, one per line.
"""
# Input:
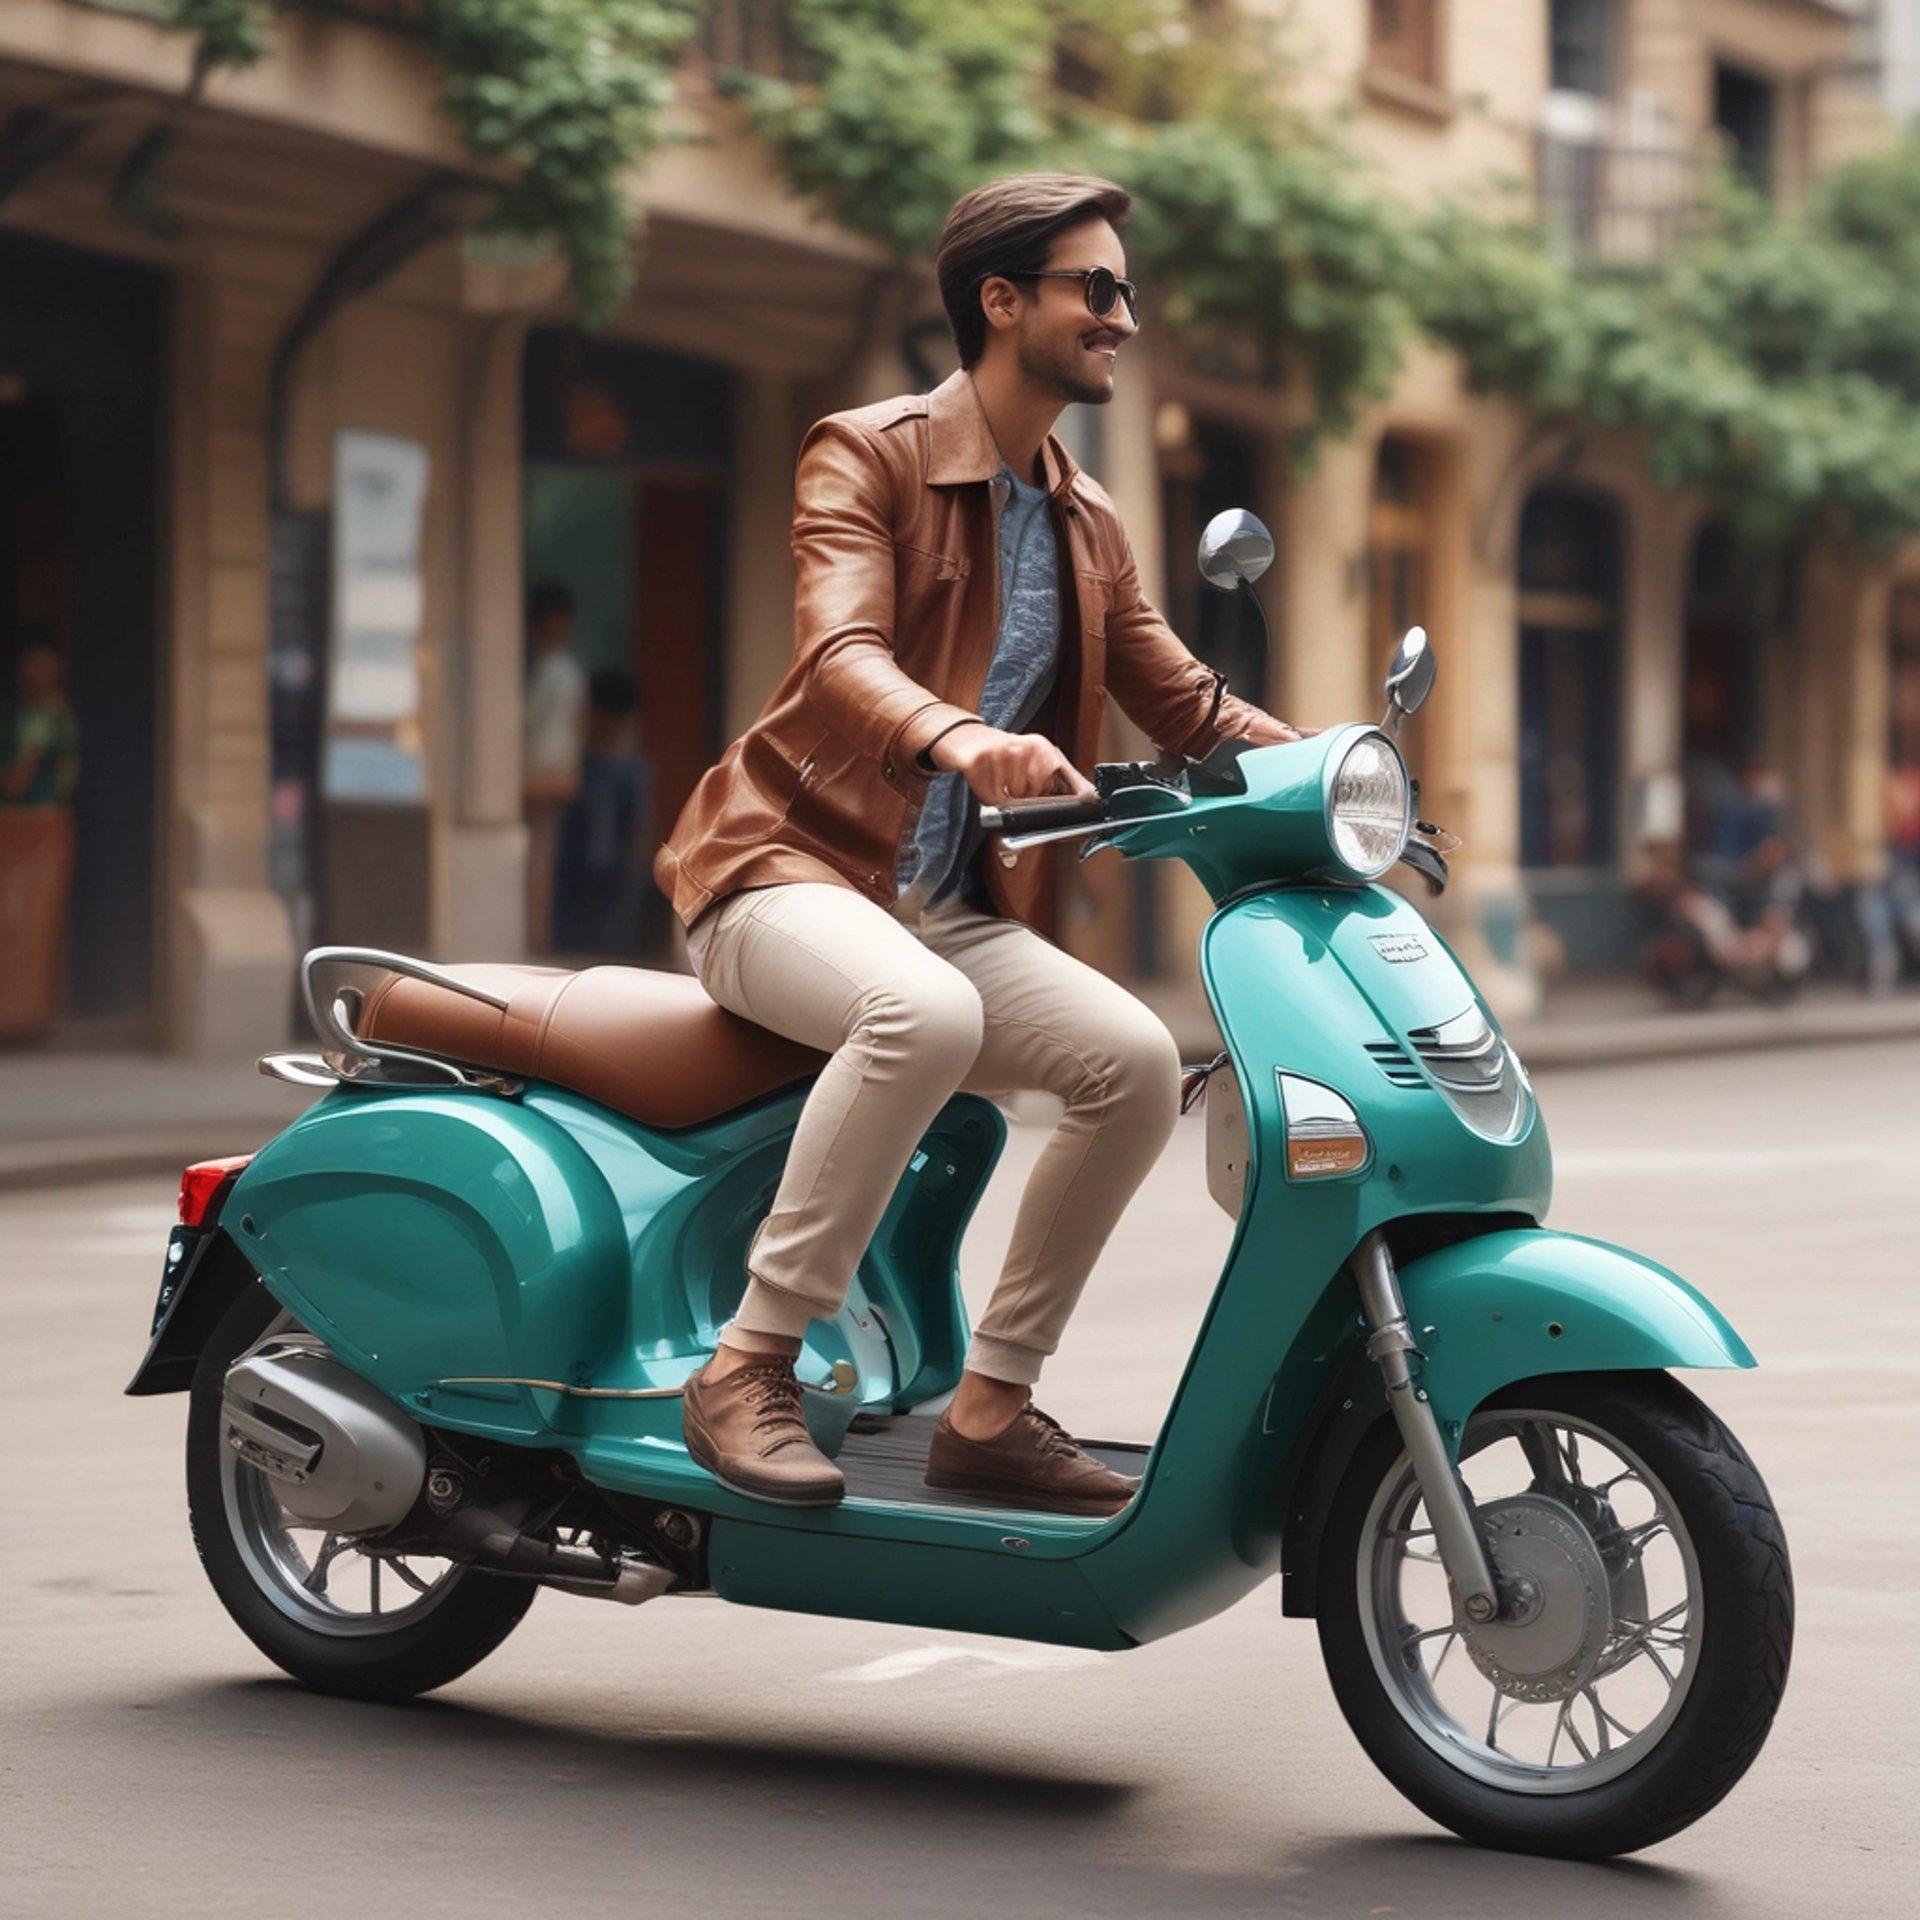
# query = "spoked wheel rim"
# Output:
<box><xmin>1358</xmin><ymin>1406</ymin><xmax>1704</xmax><ymax>1794</ymax></box>
<box><xmin>218</xmin><ymin>1315</ymin><xmax>465</xmax><ymax>1637</ymax></box>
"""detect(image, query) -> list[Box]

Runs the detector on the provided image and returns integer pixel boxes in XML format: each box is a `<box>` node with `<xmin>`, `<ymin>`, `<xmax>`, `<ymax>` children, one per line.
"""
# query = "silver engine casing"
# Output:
<box><xmin>222</xmin><ymin>1345</ymin><xmax>427</xmax><ymax>1534</ymax></box>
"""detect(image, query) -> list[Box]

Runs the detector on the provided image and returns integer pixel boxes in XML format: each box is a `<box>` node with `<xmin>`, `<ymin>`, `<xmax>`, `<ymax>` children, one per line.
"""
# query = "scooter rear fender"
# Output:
<box><xmin>207</xmin><ymin>1077</ymin><xmax>997</xmax><ymax>1446</ymax></box>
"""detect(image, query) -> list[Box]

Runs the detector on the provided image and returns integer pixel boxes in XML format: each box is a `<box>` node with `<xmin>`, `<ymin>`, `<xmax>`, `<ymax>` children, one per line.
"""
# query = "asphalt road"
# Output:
<box><xmin>4</xmin><ymin>1040</ymin><xmax>1915</xmax><ymax>1918</ymax></box>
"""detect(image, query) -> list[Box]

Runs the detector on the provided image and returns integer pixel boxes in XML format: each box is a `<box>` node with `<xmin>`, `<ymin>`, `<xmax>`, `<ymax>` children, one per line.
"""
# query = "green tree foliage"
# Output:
<box><xmin>162</xmin><ymin>3</ymin><xmax>1920</xmax><ymax>547</ymax></box>
<box><xmin>1414</xmin><ymin>150</ymin><xmax>1920</xmax><ymax>549</ymax></box>
<box><xmin>167</xmin><ymin>0</ymin><xmax>269</xmax><ymax>72</ymax></box>
<box><xmin>1092</xmin><ymin>118</ymin><xmax>1412</xmax><ymax>449</ymax></box>
<box><xmin>425</xmin><ymin>0</ymin><xmax>698</xmax><ymax>326</ymax></box>
<box><xmin>163</xmin><ymin>0</ymin><xmax>696</xmax><ymax>326</ymax></box>
<box><xmin>732</xmin><ymin>0</ymin><xmax>1414</xmax><ymax>451</ymax></box>
<box><xmin>723</xmin><ymin>0</ymin><xmax>1049</xmax><ymax>256</ymax></box>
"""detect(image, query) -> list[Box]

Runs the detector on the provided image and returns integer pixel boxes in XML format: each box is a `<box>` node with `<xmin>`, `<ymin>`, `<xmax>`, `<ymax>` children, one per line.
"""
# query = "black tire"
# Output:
<box><xmin>186</xmin><ymin>1279</ymin><xmax>536</xmax><ymax>1702</ymax></box>
<box><xmin>1316</xmin><ymin>1371</ymin><xmax>1792</xmax><ymax>1858</ymax></box>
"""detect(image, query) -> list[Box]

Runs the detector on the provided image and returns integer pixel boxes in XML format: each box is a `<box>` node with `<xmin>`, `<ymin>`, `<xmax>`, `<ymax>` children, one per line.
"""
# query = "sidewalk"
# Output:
<box><xmin>0</xmin><ymin>1052</ymin><xmax>311</xmax><ymax>1192</ymax></box>
<box><xmin>1133</xmin><ymin>974</ymin><xmax>1920</xmax><ymax>1071</ymax></box>
<box><xmin>5</xmin><ymin>979</ymin><xmax>1920</xmax><ymax>1191</ymax></box>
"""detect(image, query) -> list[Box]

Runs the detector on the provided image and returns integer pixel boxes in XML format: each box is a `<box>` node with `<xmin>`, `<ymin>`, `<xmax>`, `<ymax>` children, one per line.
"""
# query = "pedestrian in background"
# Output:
<box><xmin>522</xmin><ymin>580</ymin><xmax>587</xmax><ymax>953</ymax></box>
<box><xmin>553</xmin><ymin>668</ymin><xmax>653</xmax><ymax>956</ymax></box>
<box><xmin>0</xmin><ymin>634</ymin><xmax>80</xmax><ymax>1038</ymax></box>
<box><xmin>1884</xmin><ymin>732</ymin><xmax>1920</xmax><ymax>981</ymax></box>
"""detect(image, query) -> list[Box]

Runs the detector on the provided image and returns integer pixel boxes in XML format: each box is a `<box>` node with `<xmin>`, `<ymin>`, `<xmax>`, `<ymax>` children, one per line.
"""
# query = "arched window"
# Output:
<box><xmin>1517</xmin><ymin>487</ymin><xmax>1622</xmax><ymax>870</ymax></box>
<box><xmin>1159</xmin><ymin>414</ymin><xmax>1270</xmax><ymax>710</ymax></box>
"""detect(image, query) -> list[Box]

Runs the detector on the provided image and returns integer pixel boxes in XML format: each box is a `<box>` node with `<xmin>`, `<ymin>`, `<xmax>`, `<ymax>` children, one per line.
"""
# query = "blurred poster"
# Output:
<box><xmin>323</xmin><ymin>432</ymin><xmax>429</xmax><ymax>802</ymax></box>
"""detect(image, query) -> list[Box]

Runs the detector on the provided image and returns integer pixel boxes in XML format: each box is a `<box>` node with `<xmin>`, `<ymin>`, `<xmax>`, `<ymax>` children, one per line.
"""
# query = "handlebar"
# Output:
<box><xmin>975</xmin><ymin>753</ymin><xmax>1236</xmax><ymax>847</ymax></box>
<box><xmin>977</xmin><ymin>794</ymin><xmax>1108</xmax><ymax>834</ymax></box>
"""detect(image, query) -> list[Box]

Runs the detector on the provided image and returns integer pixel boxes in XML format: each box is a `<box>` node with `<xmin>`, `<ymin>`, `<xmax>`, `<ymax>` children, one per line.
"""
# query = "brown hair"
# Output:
<box><xmin>935</xmin><ymin>172</ymin><xmax>1132</xmax><ymax>369</ymax></box>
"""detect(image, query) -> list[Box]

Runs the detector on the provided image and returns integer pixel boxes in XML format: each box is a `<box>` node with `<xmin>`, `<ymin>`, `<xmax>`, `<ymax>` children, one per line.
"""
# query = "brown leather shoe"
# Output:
<box><xmin>925</xmin><ymin>1401</ymin><xmax>1138</xmax><ymax>1517</ymax></box>
<box><xmin>683</xmin><ymin>1360</ymin><xmax>846</xmax><ymax>1508</ymax></box>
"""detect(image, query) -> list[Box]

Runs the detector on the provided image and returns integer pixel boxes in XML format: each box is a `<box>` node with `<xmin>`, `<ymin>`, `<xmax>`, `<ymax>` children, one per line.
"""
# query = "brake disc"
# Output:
<box><xmin>1463</xmin><ymin>1493</ymin><xmax>1613</xmax><ymax>1704</ymax></box>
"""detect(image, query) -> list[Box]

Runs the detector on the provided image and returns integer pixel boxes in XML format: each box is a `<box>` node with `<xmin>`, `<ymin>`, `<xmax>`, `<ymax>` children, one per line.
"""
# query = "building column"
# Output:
<box><xmin>1786</xmin><ymin>541</ymin><xmax>1888</xmax><ymax>888</ymax></box>
<box><xmin>1452</xmin><ymin>412</ymin><xmax>1540</xmax><ymax>1018</ymax></box>
<box><xmin>727</xmin><ymin>367</ymin><xmax>802</xmax><ymax>736</ymax></box>
<box><xmin>1843</xmin><ymin>569</ymin><xmax>1894</xmax><ymax>887</ymax></box>
<box><xmin>1059</xmin><ymin>366</ymin><xmax>1168</xmax><ymax>977</ymax></box>
<box><xmin>1619</xmin><ymin>492</ymin><xmax>1693</xmax><ymax>848</ymax></box>
<box><xmin>1279</xmin><ymin>434</ymin><xmax>1374</xmax><ymax>727</ymax></box>
<box><xmin>164</xmin><ymin>262</ymin><xmax>299</xmax><ymax>1059</ymax></box>
<box><xmin>445</xmin><ymin>314</ymin><xmax>532</xmax><ymax>960</ymax></box>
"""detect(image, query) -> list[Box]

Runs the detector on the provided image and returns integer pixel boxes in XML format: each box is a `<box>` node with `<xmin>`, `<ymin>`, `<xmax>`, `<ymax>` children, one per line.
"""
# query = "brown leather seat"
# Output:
<box><xmin>357</xmin><ymin>963</ymin><xmax>825</xmax><ymax>1131</ymax></box>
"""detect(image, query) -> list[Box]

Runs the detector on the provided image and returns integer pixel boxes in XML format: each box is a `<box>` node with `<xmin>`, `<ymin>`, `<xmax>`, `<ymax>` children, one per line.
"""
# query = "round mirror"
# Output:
<box><xmin>1385</xmin><ymin>625</ymin><xmax>1436</xmax><ymax>714</ymax></box>
<box><xmin>1197</xmin><ymin>508</ymin><xmax>1275</xmax><ymax>591</ymax></box>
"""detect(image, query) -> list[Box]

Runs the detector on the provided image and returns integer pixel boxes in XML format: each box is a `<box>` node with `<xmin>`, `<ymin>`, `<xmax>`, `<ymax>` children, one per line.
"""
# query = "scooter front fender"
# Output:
<box><xmin>1397</xmin><ymin>1227</ymin><xmax>1756</xmax><ymax>1458</ymax></box>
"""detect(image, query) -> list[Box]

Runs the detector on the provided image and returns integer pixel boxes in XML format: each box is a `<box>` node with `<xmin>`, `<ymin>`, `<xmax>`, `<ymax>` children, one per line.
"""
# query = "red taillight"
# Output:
<box><xmin>178</xmin><ymin>1155</ymin><xmax>253</xmax><ymax>1228</ymax></box>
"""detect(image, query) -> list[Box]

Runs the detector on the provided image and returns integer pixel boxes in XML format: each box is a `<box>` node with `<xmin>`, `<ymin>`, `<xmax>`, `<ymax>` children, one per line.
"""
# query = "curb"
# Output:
<box><xmin>0</xmin><ymin>1127</ymin><xmax>278</xmax><ymax>1196</ymax></box>
<box><xmin>1145</xmin><ymin>992</ymin><xmax>1920</xmax><ymax>1075</ymax></box>
<box><xmin>6</xmin><ymin>998</ymin><xmax>1920</xmax><ymax>1189</ymax></box>
<box><xmin>1508</xmin><ymin>997</ymin><xmax>1920</xmax><ymax>1070</ymax></box>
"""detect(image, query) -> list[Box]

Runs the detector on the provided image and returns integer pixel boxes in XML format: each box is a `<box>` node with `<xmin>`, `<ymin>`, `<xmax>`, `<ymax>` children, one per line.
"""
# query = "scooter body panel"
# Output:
<box><xmin>1076</xmin><ymin>883</ymin><xmax>1557</xmax><ymax>1644</ymax></box>
<box><xmin>700</xmin><ymin>1521</ymin><xmax>1132</xmax><ymax>1649</ymax></box>
<box><xmin>224</xmin><ymin>1081</ymin><xmax>1001</xmax><ymax>1449</ymax></box>
<box><xmin>1397</xmin><ymin>1227</ymin><xmax>1756</xmax><ymax>1452</ymax></box>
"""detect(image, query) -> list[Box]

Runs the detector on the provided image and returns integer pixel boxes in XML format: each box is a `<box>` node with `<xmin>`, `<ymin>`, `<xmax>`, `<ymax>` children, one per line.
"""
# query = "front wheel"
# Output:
<box><xmin>1317</xmin><ymin>1371</ymin><xmax>1792</xmax><ymax>1858</ymax></box>
<box><xmin>187</xmin><ymin>1279</ymin><xmax>537</xmax><ymax>1701</ymax></box>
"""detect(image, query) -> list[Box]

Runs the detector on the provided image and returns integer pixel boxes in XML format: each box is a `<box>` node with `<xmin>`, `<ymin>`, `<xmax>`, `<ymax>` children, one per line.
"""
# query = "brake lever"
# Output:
<box><xmin>1399</xmin><ymin>839</ymin><xmax>1449</xmax><ymax>895</ymax></box>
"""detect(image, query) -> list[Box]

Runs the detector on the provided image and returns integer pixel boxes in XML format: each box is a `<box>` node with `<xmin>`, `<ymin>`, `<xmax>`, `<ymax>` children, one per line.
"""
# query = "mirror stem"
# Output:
<box><xmin>1235</xmin><ymin>576</ymin><xmax>1270</xmax><ymax>659</ymax></box>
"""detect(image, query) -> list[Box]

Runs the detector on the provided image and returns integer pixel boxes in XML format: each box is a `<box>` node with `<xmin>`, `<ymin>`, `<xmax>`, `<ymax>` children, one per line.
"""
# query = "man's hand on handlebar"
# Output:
<box><xmin>1239</xmin><ymin>716</ymin><xmax>1317</xmax><ymax>745</ymax></box>
<box><xmin>930</xmin><ymin>723</ymin><xmax>1100</xmax><ymax>806</ymax></box>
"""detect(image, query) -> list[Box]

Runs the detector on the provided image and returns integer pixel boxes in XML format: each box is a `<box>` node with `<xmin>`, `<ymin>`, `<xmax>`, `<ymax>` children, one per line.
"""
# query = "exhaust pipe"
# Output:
<box><xmin>438</xmin><ymin>1502</ymin><xmax>677</xmax><ymax>1605</ymax></box>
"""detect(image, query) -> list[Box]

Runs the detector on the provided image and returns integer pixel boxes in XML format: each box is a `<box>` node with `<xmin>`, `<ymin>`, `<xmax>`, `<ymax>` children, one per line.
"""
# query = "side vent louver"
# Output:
<box><xmin>1405</xmin><ymin>1008</ymin><xmax>1530</xmax><ymax>1140</ymax></box>
<box><xmin>1363</xmin><ymin>1040</ymin><xmax>1427</xmax><ymax>1088</ymax></box>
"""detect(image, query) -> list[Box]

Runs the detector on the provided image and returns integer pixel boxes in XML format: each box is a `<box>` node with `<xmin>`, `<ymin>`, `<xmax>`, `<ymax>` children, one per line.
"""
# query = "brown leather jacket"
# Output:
<box><xmin>656</xmin><ymin>369</ymin><xmax>1271</xmax><ymax>932</ymax></box>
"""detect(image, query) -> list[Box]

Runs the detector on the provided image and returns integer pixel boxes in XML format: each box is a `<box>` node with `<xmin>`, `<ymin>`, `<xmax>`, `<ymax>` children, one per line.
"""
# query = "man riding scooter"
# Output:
<box><xmin>657</xmin><ymin>173</ymin><xmax>1304</xmax><ymax>1513</ymax></box>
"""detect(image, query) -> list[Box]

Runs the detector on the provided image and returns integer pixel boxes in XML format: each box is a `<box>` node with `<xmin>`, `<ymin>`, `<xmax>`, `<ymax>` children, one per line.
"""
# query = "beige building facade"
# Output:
<box><xmin>1232</xmin><ymin>0</ymin><xmax>1900</xmax><ymax>1007</ymax></box>
<box><xmin>0</xmin><ymin>0</ymin><xmax>1905</xmax><ymax>1059</ymax></box>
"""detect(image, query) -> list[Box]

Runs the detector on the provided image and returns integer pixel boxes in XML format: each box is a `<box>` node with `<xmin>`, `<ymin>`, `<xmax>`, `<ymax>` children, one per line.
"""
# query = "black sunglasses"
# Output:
<box><xmin>1002</xmin><ymin>264</ymin><xmax>1140</xmax><ymax>325</ymax></box>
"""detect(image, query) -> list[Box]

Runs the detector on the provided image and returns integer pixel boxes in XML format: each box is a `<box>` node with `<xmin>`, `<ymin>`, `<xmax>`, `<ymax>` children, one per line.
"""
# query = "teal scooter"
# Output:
<box><xmin>130</xmin><ymin>511</ymin><xmax>1789</xmax><ymax>1859</ymax></box>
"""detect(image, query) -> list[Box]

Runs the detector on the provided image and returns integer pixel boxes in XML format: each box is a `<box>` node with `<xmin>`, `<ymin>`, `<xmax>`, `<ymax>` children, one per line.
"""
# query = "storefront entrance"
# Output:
<box><xmin>520</xmin><ymin>331</ymin><xmax>730</xmax><ymax>959</ymax></box>
<box><xmin>0</xmin><ymin>232</ymin><xmax>162</xmax><ymax>1040</ymax></box>
<box><xmin>1517</xmin><ymin>484</ymin><xmax>1627</xmax><ymax>967</ymax></box>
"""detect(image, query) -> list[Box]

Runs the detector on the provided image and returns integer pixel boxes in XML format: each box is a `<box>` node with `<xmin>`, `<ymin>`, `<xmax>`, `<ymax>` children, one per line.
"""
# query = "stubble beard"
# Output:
<box><xmin>1017</xmin><ymin>331</ymin><xmax>1115</xmax><ymax>408</ymax></box>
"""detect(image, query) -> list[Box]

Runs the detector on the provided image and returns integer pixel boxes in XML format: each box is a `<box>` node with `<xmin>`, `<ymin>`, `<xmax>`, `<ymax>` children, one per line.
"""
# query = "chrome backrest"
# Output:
<box><xmin>258</xmin><ymin>947</ymin><xmax>522</xmax><ymax>1095</ymax></box>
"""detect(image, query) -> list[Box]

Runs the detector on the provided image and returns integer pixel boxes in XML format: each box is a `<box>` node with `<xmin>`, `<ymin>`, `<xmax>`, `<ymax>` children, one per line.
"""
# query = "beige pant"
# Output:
<box><xmin>686</xmin><ymin>882</ymin><xmax>1180</xmax><ymax>1386</ymax></box>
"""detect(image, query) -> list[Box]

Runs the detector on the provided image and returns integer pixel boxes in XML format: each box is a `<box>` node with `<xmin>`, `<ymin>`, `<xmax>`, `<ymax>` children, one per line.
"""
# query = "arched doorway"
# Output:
<box><xmin>1517</xmin><ymin>485</ymin><xmax>1626</xmax><ymax>963</ymax></box>
<box><xmin>0</xmin><ymin>233</ymin><xmax>163</xmax><ymax>1040</ymax></box>
<box><xmin>520</xmin><ymin>331</ymin><xmax>733</xmax><ymax>959</ymax></box>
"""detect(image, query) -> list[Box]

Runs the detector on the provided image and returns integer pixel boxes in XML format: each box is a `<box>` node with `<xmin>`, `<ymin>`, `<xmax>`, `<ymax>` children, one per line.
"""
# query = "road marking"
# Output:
<box><xmin>821</xmin><ymin>1645</ymin><xmax>1107</xmax><ymax>1683</ymax></box>
<box><xmin>1555</xmin><ymin>1143</ymin><xmax>1907</xmax><ymax>1179</ymax></box>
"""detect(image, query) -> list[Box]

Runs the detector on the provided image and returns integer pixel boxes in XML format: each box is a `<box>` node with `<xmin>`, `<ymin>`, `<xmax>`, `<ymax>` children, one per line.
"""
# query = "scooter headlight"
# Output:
<box><xmin>1328</xmin><ymin>731</ymin><xmax>1411</xmax><ymax>881</ymax></box>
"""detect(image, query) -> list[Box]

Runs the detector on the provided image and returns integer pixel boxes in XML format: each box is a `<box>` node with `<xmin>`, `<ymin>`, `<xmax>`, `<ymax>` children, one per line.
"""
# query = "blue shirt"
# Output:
<box><xmin>898</xmin><ymin>465</ymin><xmax>1060</xmax><ymax>908</ymax></box>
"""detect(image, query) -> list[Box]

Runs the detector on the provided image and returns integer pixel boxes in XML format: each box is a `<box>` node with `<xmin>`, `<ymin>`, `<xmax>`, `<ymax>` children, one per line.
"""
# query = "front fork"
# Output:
<box><xmin>1353</xmin><ymin>1230</ymin><xmax>1499</xmax><ymax>1624</ymax></box>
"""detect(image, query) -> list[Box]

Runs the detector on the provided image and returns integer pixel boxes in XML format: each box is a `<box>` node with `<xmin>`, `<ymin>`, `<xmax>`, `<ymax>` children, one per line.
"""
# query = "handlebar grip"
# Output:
<box><xmin>978</xmin><ymin>795</ymin><xmax>1107</xmax><ymax>834</ymax></box>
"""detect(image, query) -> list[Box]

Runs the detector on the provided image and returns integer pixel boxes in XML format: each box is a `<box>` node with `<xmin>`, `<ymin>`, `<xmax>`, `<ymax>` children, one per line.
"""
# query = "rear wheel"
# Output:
<box><xmin>1317</xmin><ymin>1371</ymin><xmax>1791</xmax><ymax>1857</ymax></box>
<box><xmin>186</xmin><ymin>1279</ymin><xmax>535</xmax><ymax>1701</ymax></box>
